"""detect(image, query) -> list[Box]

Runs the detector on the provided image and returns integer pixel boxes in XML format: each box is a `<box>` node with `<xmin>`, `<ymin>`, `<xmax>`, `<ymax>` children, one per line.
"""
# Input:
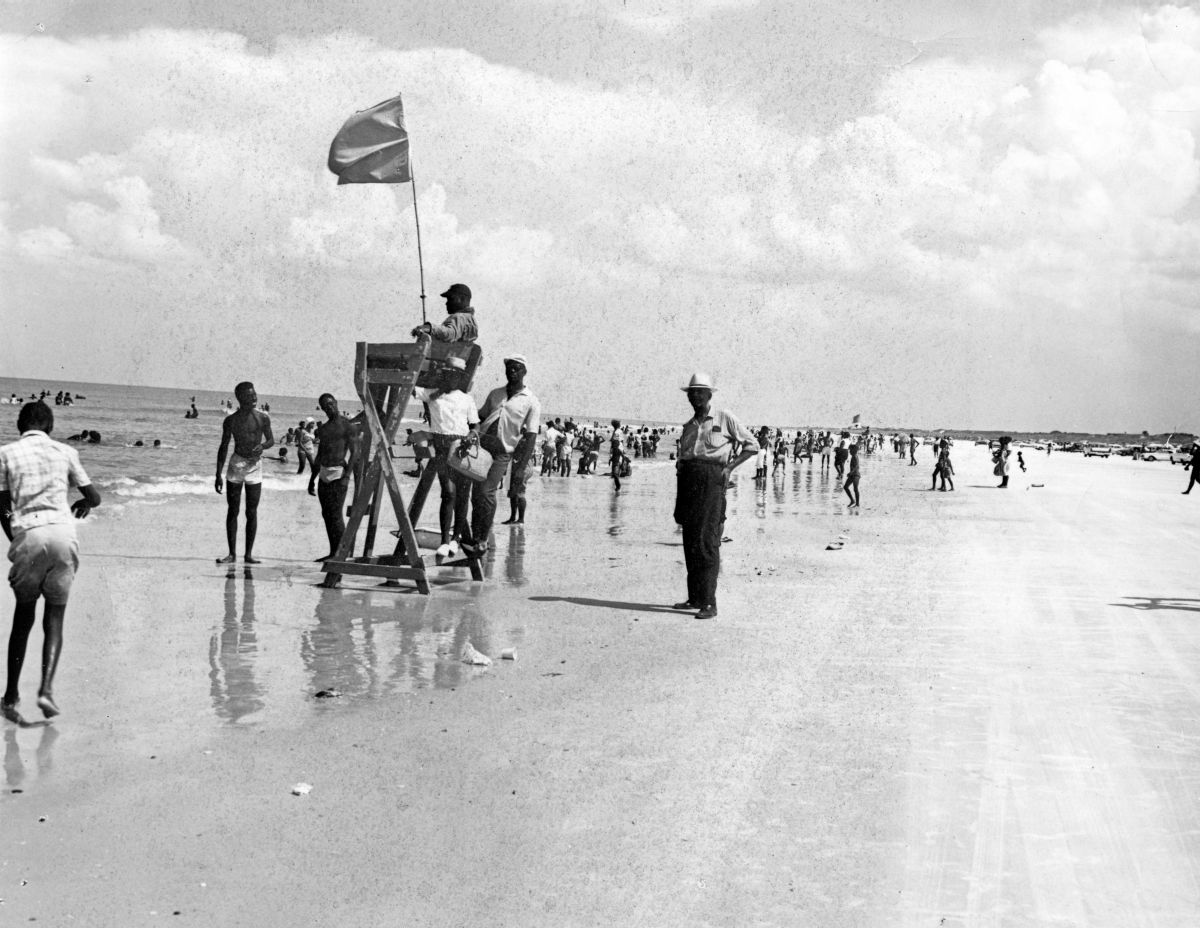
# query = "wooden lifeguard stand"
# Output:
<box><xmin>321</xmin><ymin>337</ymin><xmax>484</xmax><ymax>592</ymax></box>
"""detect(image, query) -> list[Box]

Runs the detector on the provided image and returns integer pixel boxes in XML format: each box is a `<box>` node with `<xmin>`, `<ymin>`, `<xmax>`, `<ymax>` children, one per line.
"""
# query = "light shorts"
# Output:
<box><xmin>318</xmin><ymin>465</ymin><xmax>345</xmax><ymax>483</ymax></box>
<box><xmin>8</xmin><ymin>523</ymin><xmax>80</xmax><ymax>604</ymax></box>
<box><xmin>226</xmin><ymin>453</ymin><xmax>263</xmax><ymax>485</ymax></box>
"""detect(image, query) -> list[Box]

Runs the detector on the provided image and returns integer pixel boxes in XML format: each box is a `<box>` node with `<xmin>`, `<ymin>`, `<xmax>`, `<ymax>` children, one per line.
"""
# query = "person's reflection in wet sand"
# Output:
<box><xmin>3</xmin><ymin>724</ymin><xmax>57</xmax><ymax>789</ymax></box>
<box><xmin>430</xmin><ymin>601</ymin><xmax>493</xmax><ymax>691</ymax></box>
<box><xmin>4</xmin><ymin>727</ymin><xmax>24</xmax><ymax>789</ymax></box>
<box><xmin>302</xmin><ymin>590</ymin><xmax>374</xmax><ymax>700</ymax></box>
<box><xmin>606</xmin><ymin>491</ymin><xmax>622</xmax><ymax>538</ymax></box>
<box><xmin>504</xmin><ymin>527</ymin><xmax>527</xmax><ymax>587</ymax></box>
<box><xmin>208</xmin><ymin>575</ymin><xmax>265</xmax><ymax>723</ymax></box>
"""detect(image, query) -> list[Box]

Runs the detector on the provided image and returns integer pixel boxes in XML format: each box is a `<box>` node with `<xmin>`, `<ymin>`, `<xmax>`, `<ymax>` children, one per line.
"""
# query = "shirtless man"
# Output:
<box><xmin>214</xmin><ymin>382</ymin><xmax>274</xmax><ymax>564</ymax></box>
<box><xmin>310</xmin><ymin>394</ymin><xmax>356</xmax><ymax>560</ymax></box>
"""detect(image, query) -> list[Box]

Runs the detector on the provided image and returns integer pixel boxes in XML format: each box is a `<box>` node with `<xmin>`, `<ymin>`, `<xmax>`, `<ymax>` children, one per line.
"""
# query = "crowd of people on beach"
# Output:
<box><xmin>2</xmin><ymin>291</ymin><xmax>1198</xmax><ymax>722</ymax></box>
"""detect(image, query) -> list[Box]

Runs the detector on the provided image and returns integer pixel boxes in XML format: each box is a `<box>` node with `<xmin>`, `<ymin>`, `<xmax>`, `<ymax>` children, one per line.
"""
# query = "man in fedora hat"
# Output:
<box><xmin>411</xmin><ymin>283</ymin><xmax>479</xmax><ymax>344</ymax></box>
<box><xmin>673</xmin><ymin>372</ymin><xmax>757</xmax><ymax>619</ymax></box>
<box><xmin>408</xmin><ymin>355</ymin><xmax>480</xmax><ymax>558</ymax></box>
<box><xmin>459</xmin><ymin>354</ymin><xmax>540</xmax><ymax>556</ymax></box>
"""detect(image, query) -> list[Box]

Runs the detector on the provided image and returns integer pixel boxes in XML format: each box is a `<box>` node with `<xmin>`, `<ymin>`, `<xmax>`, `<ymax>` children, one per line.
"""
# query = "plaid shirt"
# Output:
<box><xmin>0</xmin><ymin>431</ymin><xmax>91</xmax><ymax>534</ymax></box>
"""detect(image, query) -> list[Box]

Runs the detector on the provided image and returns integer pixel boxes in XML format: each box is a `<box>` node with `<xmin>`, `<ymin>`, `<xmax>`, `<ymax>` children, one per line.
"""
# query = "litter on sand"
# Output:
<box><xmin>500</xmin><ymin>648</ymin><xmax>517</xmax><ymax>661</ymax></box>
<box><xmin>461</xmin><ymin>642</ymin><xmax>493</xmax><ymax>666</ymax></box>
<box><xmin>291</xmin><ymin>783</ymin><xmax>313</xmax><ymax>796</ymax></box>
<box><xmin>313</xmin><ymin>689</ymin><xmax>343</xmax><ymax>699</ymax></box>
<box><xmin>825</xmin><ymin>541</ymin><xmax>845</xmax><ymax>551</ymax></box>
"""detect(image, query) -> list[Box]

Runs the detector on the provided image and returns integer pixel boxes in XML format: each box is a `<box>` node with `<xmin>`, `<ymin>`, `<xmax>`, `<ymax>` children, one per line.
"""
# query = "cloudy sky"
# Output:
<box><xmin>1</xmin><ymin>1</ymin><xmax>1197</xmax><ymax>431</ymax></box>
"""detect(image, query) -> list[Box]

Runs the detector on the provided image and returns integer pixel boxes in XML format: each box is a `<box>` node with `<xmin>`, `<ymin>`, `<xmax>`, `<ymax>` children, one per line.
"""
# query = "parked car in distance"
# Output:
<box><xmin>1140</xmin><ymin>444</ymin><xmax>1176</xmax><ymax>462</ymax></box>
<box><xmin>1172</xmin><ymin>445</ymin><xmax>1196</xmax><ymax>466</ymax></box>
<box><xmin>1083</xmin><ymin>444</ymin><xmax>1113</xmax><ymax>457</ymax></box>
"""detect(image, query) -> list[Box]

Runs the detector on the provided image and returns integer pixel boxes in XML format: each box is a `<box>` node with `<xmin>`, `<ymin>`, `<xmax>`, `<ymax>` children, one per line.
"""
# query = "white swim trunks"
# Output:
<box><xmin>226</xmin><ymin>453</ymin><xmax>263</xmax><ymax>485</ymax></box>
<box><xmin>318</xmin><ymin>465</ymin><xmax>345</xmax><ymax>483</ymax></box>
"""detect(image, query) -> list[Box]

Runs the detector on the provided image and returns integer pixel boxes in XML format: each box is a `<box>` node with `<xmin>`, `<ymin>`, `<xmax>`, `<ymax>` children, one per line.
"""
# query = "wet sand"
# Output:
<box><xmin>2</xmin><ymin>447</ymin><xmax>1198</xmax><ymax>925</ymax></box>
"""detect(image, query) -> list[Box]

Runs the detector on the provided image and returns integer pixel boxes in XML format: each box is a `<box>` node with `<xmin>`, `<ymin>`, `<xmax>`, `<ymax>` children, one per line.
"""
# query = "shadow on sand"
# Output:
<box><xmin>529</xmin><ymin>596</ymin><xmax>682</xmax><ymax>615</ymax></box>
<box><xmin>1113</xmin><ymin>597</ymin><xmax>1200</xmax><ymax>614</ymax></box>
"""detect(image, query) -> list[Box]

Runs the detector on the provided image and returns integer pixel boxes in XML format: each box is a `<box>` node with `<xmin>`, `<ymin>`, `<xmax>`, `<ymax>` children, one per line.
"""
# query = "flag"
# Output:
<box><xmin>328</xmin><ymin>94</ymin><xmax>411</xmax><ymax>185</ymax></box>
<box><xmin>852</xmin><ymin>414</ymin><xmax>861</xmax><ymax>424</ymax></box>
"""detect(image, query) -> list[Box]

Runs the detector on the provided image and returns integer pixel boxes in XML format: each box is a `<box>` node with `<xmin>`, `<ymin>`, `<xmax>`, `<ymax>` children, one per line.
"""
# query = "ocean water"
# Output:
<box><xmin>0</xmin><ymin>376</ymin><xmax>370</xmax><ymax>504</ymax></box>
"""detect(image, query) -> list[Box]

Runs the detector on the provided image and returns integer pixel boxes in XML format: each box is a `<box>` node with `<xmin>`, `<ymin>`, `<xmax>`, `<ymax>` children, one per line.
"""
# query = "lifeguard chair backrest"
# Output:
<box><xmin>416</xmin><ymin>341</ymin><xmax>483</xmax><ymax>393</ymax></box>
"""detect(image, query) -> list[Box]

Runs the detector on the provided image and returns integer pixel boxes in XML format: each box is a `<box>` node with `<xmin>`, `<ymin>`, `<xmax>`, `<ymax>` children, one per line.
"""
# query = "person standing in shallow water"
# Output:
<box><xmin>1</xmin><ymin>401</ymin><xmax>101</xmax><ymax>724</ymax></box>
<box><xmin>672</xmin><ymin>373</ymin><xmax>757</xmax><ymax>621</ymax></box>
<box><xmin>215</xmin><ymin>382</ymin><xmax>274</xmax><ymax>564</ymax></box>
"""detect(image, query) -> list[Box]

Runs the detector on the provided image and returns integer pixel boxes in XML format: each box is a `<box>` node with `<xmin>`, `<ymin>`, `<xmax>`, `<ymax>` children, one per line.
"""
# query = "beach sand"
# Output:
<box><xmin>1</xmin><ymin>446</ymin><xmax>1198</xmax><ymax>925</ymax></box>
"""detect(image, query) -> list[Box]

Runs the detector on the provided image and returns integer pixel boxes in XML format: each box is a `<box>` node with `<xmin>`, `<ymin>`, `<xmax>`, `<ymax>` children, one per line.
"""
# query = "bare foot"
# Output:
<box><xmin>215</xmin><ymin>554</ymin><xmax>236</xmax><ymax>564</ymax></box>
<box><xmin>2</xmin><ymin>700</ymin><xmax>26</xmax><ymax>725</ymax></box>
<box><xmin>244</xmin><ymin>555</ymin><xmax>262</xmax><ymax>564</ymax></box>
<box><xmin>37</xmin><ymin>695</ymin><xmax>60</xmax><ymax>719</ymax></box>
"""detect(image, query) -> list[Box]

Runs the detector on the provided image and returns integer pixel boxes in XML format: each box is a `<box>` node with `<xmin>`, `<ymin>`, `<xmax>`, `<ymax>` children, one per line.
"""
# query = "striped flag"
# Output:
<box><xmin>328</xmin><ymin>94</ymin><xmax>411</xmax><ymax>185</ymax></box>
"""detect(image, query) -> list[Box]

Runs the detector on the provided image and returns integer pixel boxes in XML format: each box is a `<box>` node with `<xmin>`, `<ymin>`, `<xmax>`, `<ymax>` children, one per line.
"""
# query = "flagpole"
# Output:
<box><xmin>409</xmin><ymin>160</ymin><xmax>427</xmax><ymax>324</ymax></box>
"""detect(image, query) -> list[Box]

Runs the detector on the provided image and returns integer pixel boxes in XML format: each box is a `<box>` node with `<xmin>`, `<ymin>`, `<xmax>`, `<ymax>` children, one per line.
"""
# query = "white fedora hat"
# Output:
<box><xmin>681</xmin><ymin>372</ymin><xmax>716</xmax><ymax>392</ymax></box>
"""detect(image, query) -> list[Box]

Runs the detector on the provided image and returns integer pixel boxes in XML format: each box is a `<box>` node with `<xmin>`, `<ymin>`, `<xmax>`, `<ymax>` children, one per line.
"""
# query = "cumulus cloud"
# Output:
<box><xmin>0</xmin><ymin>5</ymin><xmax>1197</xmax><ymax>429</ymax></box>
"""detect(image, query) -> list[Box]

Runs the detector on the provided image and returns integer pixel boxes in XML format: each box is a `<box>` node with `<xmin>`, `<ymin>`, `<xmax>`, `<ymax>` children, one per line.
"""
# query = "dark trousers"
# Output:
<box><xmin>674</xmin><ymin>461</ymin><xmax>726</xmax><ymax>608</ymax></box>
<box><xmin>468</xmin><ymin>433</ymin><xmax>512</xmax><ymax>546</ymax></box>
<box><xmin>317</xmin><ymin>476</ymin><xmax>348</xmax><ymax>554</ymax></box>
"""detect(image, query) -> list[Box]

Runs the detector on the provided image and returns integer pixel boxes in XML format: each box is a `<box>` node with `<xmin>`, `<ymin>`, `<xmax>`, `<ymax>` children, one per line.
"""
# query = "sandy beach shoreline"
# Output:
<box><xmin>1</xmin><ymin>445</ymin><xmax>1198</xmax><ymax>925</ymax></box>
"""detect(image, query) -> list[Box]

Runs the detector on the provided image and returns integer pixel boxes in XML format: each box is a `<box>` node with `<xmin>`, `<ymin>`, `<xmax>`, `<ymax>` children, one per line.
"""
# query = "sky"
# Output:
<box><xmin>0</xmin><ymin>0</ymin><xmax>1197</xmax><ymax>432</ymax></box>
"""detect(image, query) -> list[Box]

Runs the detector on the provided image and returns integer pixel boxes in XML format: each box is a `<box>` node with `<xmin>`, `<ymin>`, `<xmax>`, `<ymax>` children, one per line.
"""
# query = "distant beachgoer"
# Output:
<box><xmin>1018</xmin><ymin>451</ymin><xmax>1027</xmax><ymax>473</ymax></box>
<box><xmin>277</xmin><ymin>446</ymin><xmax>287</xmax><ymax>461</ymax></box>
<box><xmin>153</xmin><ymin>440</ymin><xmax>161</xmax><ymax>448</ymax></box>
<box><xmin>820</xmin><ymin>432</ymin><xmax>833</xmax><ymax>471</ymax></box>
<box><xmin>834</xmin><ymin>432</ymin><xmax>850</xmax><ymax>477</ymax></box>
<box><xmin>411</xmin><ymin>283</ymin><xmax>479</xmax><ymax>344</ymax></box>
<box><xmin>295</xmin><ymin>419</ymin><xmax>317</xmax><ymax>475</ymax></box>
<box><xmin>994</xmin><ymin>437</ymin><xmax>1012</xmax><ymax>489</ymax></box>
<box><xmin>932</xmin><ymin>440</ymin><xmax>955</xmax><ymax>491</ymax></box>
<box><xmin>672</xmin><ymin>373</ymin><xmax>757</xmax><ymax>620</ymax></box>
<box><xmin>214</xmin><ymin>382</ymin><xmax>274</xmax><ymax>564</ymax></box>
<box><xmin>908</xmin><ymin>434</ymin><xmax>918</xmax><ymax>466</ymax></box>
<box><xmin>1182</xmin><ymin>442</ymin><xmax>1199</xmax><ymax>495</ymax></box>
<box><xmin>134</xmin><ymin>440</ymin><xmax>144</xmax><ymax>447</ymax></box>
<box><xmin>540</xmin><ymin>423</ymin><xmax>560</xmax><ymax>477</ymax></box>
<box><xmin>311</xmin><ymin>393</ymin><xmax>358</xmax><ymax>561</ymax></box>
<box><xmin>1</xmin><ymin>401</ymin><xmax>101</xmax><ymax>724</ymax></box>
<box><xmin>458</xmin><ymin>355</ymin><xmax>540</xmax><ymax>558</ymax></box>
<box><xmin>843</xmin><ymin>443</ymin><xmax>861</xmax><ymax>507</ymax></box>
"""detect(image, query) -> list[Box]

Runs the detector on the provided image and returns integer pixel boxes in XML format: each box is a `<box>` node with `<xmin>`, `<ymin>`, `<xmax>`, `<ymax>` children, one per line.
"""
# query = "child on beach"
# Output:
<box><xmin>843</xmin><ymin>443</ymin><xmax>861</xmax><ymax>507</ymax></box>
<box><xmin>1</xmin><ymin>401</ymin><xmax>102</xmax><ymax>724</ymax></box>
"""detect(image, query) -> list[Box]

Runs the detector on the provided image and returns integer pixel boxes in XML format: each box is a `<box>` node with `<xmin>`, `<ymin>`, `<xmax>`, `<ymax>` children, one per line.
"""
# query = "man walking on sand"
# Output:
<box><xmin>215</xmin><ymin>382</ymin><xmax>274</xmax><ymax>564</ymax></box>
<box><xmin>1</xmin><ymin>401</ymin><xmax>101</xmax><ymax>724</ymax></box>
<box><xmin>672</xmin><ymin>373</ymin><xmax>757</xmax><ymax>620</ymax></box>
<box><xmin>458</xmin><ymin>355</ymin><xmax>540</xmax><ymax>557</ymax></box>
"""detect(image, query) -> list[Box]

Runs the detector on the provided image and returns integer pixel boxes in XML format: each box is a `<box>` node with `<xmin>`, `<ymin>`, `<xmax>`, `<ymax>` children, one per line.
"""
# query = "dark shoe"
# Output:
<box><xmin>695</xmin><ymin>606</ymin><xmax>718</xmax><ymax>620</ymax></box>
<box><xmin>672</xmin><ymin>600</ymin><xmax>699</xmax><ymax>610</ymax></box>
<box><xmin>404</xmin><ymin>469</ymin><xmax>422</xmax><ymax>478</ymax></box>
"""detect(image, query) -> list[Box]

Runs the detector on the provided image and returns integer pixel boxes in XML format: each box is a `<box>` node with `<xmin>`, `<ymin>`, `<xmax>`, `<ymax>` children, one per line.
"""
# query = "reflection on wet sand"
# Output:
<box><xmin>4</xmin><ymin>724</ymin><xmax>58</xmax><ymax>790</ymax></box>
<box><xmin>503</xmin><ymin>527</ymin><xmax>527</xmax><ymax>586</ymax></box>
<box><xmin>209</xmin><ymin>574</ymin><xmax>265</xmax><ymax>723</ymax></box>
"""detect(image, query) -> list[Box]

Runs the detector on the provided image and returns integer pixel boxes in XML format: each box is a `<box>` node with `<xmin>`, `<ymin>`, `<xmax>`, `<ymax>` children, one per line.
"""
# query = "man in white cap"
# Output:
<box><xmin>459</xmin><ymin>354</ymin><xmax>540</xmax><ymax>556</ymax></box>
<box><xmin>673</xmin><ymin>373</ymin><xmax>757</xmax><ymax>619</ymax></box>
<box><xmin>411</xmin><ymin>283</ymin><xmax>479</xmax><ymax>344</ymax></box>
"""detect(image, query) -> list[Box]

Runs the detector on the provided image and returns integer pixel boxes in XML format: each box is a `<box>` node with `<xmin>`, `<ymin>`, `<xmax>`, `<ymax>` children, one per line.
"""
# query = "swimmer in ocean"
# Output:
<box><xmin>214</xmin><ymin>381</ymin><xmax>274</xmax><ymax>565</ymax></box>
